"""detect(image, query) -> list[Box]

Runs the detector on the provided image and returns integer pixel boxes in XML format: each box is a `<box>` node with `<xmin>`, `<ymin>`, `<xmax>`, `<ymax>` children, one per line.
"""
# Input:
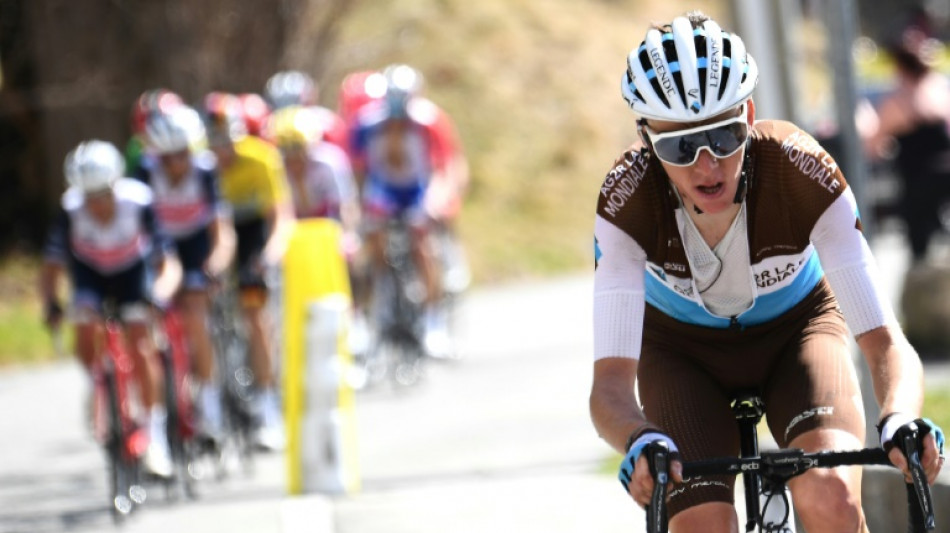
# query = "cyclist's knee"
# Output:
<box><xmin>791</xmin><ymin>468</ymin><xmax>865</xmax><ymax>532</ymax></box>
<box><xmin>668</xmin><ymin>502</ymin><xmax>737</xmax><ymax>533</ymax></box>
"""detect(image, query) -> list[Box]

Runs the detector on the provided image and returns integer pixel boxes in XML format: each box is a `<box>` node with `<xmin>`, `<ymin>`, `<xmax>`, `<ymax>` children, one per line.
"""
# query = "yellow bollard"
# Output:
<box><xmin>282</xmin><ymin>218</ymin><xmax>360</xmax><ymax>495</ymax></box>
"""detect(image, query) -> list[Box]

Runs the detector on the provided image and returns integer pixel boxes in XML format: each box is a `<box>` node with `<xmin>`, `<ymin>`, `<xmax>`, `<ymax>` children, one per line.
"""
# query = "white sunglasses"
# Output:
<box><xmin>644</xmin><ymin>104</ymin><xmax>750</xmax><ymax>167</ymax></box>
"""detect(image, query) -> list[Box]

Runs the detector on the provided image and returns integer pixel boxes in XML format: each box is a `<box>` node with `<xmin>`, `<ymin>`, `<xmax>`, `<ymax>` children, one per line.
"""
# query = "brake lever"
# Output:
<box><xmin>645</xmin><ymin>442</ymin><xmax>670</xmax><ymax>533</ymax></box>
<box><xmin>898</xmin><ymin>429</ymin><xmax>936</xmax><ymax>530</ymax></box>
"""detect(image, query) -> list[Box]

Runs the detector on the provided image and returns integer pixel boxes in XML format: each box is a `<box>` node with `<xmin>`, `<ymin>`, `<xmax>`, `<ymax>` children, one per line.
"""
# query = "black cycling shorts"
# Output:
<box><xmin>235</xmin><ymin>217</ymin><xmax>267</xmax><ymax>290</ymax></box>
<box><xmin>637</xmin><ymin>278</ymin><xmax>865</xmax><ymax>517</ymax></box>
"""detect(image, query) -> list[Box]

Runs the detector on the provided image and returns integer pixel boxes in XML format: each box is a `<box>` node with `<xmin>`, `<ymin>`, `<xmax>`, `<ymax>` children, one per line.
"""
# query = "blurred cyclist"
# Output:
<box><xmin>126</xmin><ymin>89</ymin><xmax>185</xmax><ymax>176</ymax></box>
<box><xmin>351</xmin><ymin>64</ymin><xmax>469</xmax><ymax>357</ymax></box>
<box><xmin>269</xmin><ymin>106</ymin><xmax>359</xmax><ymax>227</ymax></box>
<box><xmin>40</xmin><ymin>140</ymin><xmax>182</xmax><ymax>477</ymax></box>
<box><xmin>264</xmin><ymin>70</ymin><xmax>349</xmax><ymax>152</ymax></box>
<box><xmin>138</xmin><ymin>106</ymin><xmax>237</xmax><ymax>441</ymax></box>
<box><xmin>236</xmin><ymin>92</ymin><xmax>272</xmax><ymax>139</ymax></box>
<box><xmin>204</xmin><ymin>92</ymin><xmax>294</xmax><ymax>451</ymax></box>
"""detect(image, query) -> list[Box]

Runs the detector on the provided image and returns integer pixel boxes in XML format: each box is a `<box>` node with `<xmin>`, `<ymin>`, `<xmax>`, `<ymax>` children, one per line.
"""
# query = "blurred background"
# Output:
<box><xmin>2</xmin><ymin>0</ymin><xmax>948</xmax><ymax>363</ymax></box>
<box><xmin>2</xmin><ymin>1</ymin><xmax>950</xmax><ymax>532</ymax></box>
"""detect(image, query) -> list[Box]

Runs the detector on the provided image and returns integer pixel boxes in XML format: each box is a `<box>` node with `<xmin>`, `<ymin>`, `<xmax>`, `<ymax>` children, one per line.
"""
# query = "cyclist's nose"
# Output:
<box><xmin>691</xmin><ymin>148</ymin><xmax>721</xmax><ymax>174</ymax></box>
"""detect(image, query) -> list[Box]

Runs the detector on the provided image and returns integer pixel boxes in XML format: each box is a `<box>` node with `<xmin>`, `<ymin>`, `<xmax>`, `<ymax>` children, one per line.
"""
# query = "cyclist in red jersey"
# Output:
<box><xmin>591</xmin><ymin>12</ymin><xmax>943</xmax><ymax>532</ymax></box>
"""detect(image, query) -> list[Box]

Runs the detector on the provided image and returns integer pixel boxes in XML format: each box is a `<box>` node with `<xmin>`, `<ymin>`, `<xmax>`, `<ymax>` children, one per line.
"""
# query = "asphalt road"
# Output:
<box><xmin>0</xmin><ymin>275</ymin><xmax>643</xmax><ymax>533</ymax></box>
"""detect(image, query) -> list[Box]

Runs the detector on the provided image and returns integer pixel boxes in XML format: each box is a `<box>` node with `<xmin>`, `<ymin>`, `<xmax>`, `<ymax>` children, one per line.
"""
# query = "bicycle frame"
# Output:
<box><xmin>95</xmin><ymin>319</ymin><xmax>148</xmax><ymax>522</ymax></box>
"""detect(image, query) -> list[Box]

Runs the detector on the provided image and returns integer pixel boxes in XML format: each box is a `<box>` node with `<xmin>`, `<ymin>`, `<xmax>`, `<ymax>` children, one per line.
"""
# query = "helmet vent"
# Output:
<box><xmin>718</xmin><ymin>35</ymin><xmax>733</xmax><ymax>101</ymax></box>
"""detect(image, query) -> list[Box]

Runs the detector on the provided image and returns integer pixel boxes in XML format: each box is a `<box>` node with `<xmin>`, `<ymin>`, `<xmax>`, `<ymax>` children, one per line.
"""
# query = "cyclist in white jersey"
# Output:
<box><xmin>138</xmin><ymin>106</ymin><xmax>236</xmax><ymax>440</ymax></box>
<box><xmin>41</xmin><ymin>140</ymin><xmax>182</xmax><ymax>478</ymax></box>
<box><xmin>591</xmin><ymin>12</ymin><xmax>944</xmax><ymax>532</ymax></box>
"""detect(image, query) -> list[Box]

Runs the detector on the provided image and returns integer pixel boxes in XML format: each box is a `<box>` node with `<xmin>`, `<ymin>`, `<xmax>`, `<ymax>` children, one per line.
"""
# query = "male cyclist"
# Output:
<box><xmin>204</xmin><ymin>92</ymin><xmax>295</xmax><ymax>451</ymax></box>
<box><xmin>591</xmin><ymin>12</ymin><xmax>944</xmax><ymax>532</ymax></box>
<box><xmin>125</xmin><ymin>89</ymin><xmax>185</xmax><ymax>176</ymax></box>
<box><xmin>138</xmin><ymin>106</ymin><xmax>237</xmax><ymax>440</ymax></box>
<box><xmin>41</xmin><ymin>140</ymin><xmax>182</xmax><ymax>478</ymax></box>
<box><xmin>264</xmin><ymin>70</ymin><xmax>349</xmax><ymax>152</ymax></box>
<box><xmin>351</xmin><ymin>64</ymin><xmax>468</xmax><ymax>357</ymax></box>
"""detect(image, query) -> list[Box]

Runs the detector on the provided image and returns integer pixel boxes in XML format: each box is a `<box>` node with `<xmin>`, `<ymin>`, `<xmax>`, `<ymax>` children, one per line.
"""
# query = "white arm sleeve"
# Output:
<box><xmin>810</xmin><ymin>189</ymin><xmax>897</xmax><ymax>336</ymax></box>
<box><xmin>593</xmin><ymin>215</ymin><xmax>647</xmax><ymax>360</ymax></box>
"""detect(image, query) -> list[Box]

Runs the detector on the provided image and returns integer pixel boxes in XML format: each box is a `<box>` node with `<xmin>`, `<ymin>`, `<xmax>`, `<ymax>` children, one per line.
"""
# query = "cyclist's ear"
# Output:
<box><xmin>745</xmin><ymin>98</ymin><xmax>756</xmax><ymax>125</ymax></box>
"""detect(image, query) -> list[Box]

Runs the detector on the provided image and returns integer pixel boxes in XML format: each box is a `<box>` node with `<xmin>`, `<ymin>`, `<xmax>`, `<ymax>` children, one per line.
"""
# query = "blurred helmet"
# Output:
<box><xmin>382</xmin><ymin>64</ymin><xmax>424</xmax><ymax>119</ymax></box>
<box><xmin>268</xmin><ymin>106</ymin><xmax>323</xmax><ymax>150</ymax></box>
<box><xmin>64</xmin><ymin>140</ymin><xmax>124</xmax><ymax>194</ymax></box>
<box><xmin>338</xmin><ymin>70</ymin><xmax>386</xmax><ymax>122</ymax></box>
<box><xmin>203</xmin><ymin>91</ymin><xmax>247</xmax><ymax>145</ymax></box>
<box><xmin>237</xmin><ymin>93</ymin><xmax>271</xmax><ymax>137</ymax></box>
<box><xmin>144</xmin><ymin>105</ymin><xmax>207</xmax><ymax>155</ymax></box>
<box><xmin>264</xmin><ymin>70</ymin><xmax>317</xmax><ymax>109</ymax></box>
<box><xmin>620</xmin><ymin>14</ymin><xmax>759</xmax><ymax>121</ymax></box>
<box><xmin>131</xmin><ymin>89</ymin><xmax>184</xmax><ymax>135</ymax></box>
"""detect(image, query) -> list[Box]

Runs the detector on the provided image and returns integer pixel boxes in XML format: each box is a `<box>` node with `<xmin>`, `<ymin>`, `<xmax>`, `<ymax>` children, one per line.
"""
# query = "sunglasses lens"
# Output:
<box><xmin>652</xmin><ymin>122</ymin><xmax>748</xmax><ymax>165</ymax></box>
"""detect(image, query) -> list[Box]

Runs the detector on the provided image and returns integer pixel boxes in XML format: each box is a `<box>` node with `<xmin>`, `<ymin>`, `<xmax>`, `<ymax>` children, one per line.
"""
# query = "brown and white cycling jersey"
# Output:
<box><xmin>593</xmin><ymin>120</ymin><xmax>896</xmax><ymax>360</ymax></box>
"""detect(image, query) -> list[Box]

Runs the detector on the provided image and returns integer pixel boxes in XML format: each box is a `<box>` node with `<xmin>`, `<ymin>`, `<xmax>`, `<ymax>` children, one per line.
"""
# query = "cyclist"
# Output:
<box><xmin>591</xmin><ymin>12</ymin><xmax>945</xmax><ymax>533</ymax></box>
<box><xmin>204</xmin><ymin>91</ymin><xmax>294</xmax><ymax>451</ymax></box>
<box><xmin>125</xmin><ymin>89</ymin><xmax>185</xmax><ymax>176</ymax></box>
<box><xmin>40</xmin><ymin>140</ymin><xmax>182</xmax><ymax>478</ymax></box>
<box><xmin>351</xmin><ymin>64</ymin><xmax>468</xmax><ymax>357</ymax></box>
<box><xmin>269</xmin><ymin>106</ymin><xmax>359</xmax><ymax>227</ymax></box>
<box><xmin>138</xmin><ymin>106</ymin><xmax>237</xmax><ymax>440</ymax></box>
<box><xmin>236</xmin><ymin>92</ymin><xmax>272</xmax><ymax>139</ymax></box>
<box><xmin>264</xmin><ymin>70</ymin><xmax>349</xmax><ymax>152</ymax></box>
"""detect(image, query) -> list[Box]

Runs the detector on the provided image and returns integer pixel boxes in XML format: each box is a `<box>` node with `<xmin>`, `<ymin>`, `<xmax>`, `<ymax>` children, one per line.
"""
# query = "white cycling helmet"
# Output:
<box><xmin>145</xmin><ymin>106</ymin><xmax>207</xmax><ymax>155</ymax></box>
<box><xmin>265</xmin><ymin>70</ymin><xmax>317</xmax><ymax>109</ymax></box>
<box><xmin>63</xmin><ymin>140</ymin><xmax>124</xmax><ymax>194</ymax></box>
<box><xmin>621</xmin><ymin>14</ymin><xmax>759</xmax><ymax>121</ymax></box>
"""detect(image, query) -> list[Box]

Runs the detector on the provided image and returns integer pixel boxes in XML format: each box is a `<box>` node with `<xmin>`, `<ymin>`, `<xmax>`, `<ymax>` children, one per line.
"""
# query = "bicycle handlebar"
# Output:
<box><xmin>645</xmin><ymin>444</ymin><xmax>935</xmax><ymax>533</ymax></box>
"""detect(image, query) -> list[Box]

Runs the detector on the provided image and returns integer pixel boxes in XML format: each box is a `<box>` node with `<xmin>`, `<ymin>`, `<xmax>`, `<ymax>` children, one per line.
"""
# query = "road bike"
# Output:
<box><xmin>156</xmin><ymin>307</ymin><xmax>200</xmax><ymax>499</ymax></box>
<box><xmin>92</xmin><ymin>319</ymin><xmax>147</xmax><ymax>523</ymax></box>
<box><xmin>364</xmin><ymin>216</ymin><xmax>428</xmax><ymax>387</ymax></box>
<box><xmin>208</xmin><ymin>282</ymin><xmax>257</xmax><ymax>476</ymax></box>
<box><xmin>643</xmin><ymin>392</ymin><xmax>937</xmax><ymax>532</ymax></box>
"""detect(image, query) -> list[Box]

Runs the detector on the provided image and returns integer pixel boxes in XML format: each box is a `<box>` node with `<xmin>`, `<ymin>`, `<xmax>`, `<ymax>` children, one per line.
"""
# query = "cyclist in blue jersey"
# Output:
<box><xmin>139</xmin><ymin>106</ymin><xmax>236</xmax><ymax>440</ymax></box>
<box><xmin>41</xmin><ymin>140</ymin><xmax>182</xmax><ymax>478</ymax></box>
<box><xmin>590</xmin><ymin>12</ymin><xmax>944</xmax><ymax>532</ymax></box>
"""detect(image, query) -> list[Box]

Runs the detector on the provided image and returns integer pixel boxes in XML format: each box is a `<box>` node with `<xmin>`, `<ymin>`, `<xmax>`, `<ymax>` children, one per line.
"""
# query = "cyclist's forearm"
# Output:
<box><xmin>207</xmin><ymin>217</ymin><xmax>236</xmax><ymax>275</ymax></box>
<box><xmin>858</xmin><ymin>325</ymin><xmax>924</xmax><ymax>419</ymax></box>
<box><xmin>39</xmin><ymin>261</ymin><xmax>63</xmax><ymax>304</ymax></box>
<box><xmin>590</xmin><ymin>358</ymin><xmax>653</xmax><ymax>453</ymax></box>
<box><xmin>262</xmin><ymin>202</ymin><xmax>295</xmax><ymax>265</ymax></box>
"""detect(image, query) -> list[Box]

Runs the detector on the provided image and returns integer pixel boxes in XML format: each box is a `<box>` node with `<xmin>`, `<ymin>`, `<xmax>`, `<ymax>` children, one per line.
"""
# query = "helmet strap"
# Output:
<box><xmin>732</xmin><ymin>138</ymin><xmax>754</xmax><ymax>204</ymax></box>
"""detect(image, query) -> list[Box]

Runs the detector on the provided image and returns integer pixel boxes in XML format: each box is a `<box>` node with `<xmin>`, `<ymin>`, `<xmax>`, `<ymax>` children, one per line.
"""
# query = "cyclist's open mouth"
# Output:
<box><xmin>696</xmin><ymin>182</ymin><xmax>724</xmax><ymax>198</ymax></box>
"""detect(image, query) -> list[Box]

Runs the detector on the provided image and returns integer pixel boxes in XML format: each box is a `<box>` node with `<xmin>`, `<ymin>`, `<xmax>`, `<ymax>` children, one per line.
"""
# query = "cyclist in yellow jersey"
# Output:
<box><xmin>204</xmin><ymin>92</ymin><xmax>295</xmax><ymax>451</ymax></box>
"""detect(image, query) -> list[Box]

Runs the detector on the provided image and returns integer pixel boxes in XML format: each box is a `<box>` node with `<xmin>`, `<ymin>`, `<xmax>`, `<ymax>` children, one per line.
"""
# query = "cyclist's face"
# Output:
<box><xmin>84</xmin><ymin>190</ymin><xmax>116</xmax><ymax>224</ymax></box>
<box><xmin>160</xmin><ymin>149</ymin><xmax>191</xmax><ymax>182</ymax></box>
<box><xmin>646</xmin><ymin>101</ymin><xmax>754</xmax><ymax>215</ymax></box>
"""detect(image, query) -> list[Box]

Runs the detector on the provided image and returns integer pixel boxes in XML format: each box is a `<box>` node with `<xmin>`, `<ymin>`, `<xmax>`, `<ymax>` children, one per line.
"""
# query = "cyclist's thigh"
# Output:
<box><xmin>763</xmin><ymin>303</ymin><xmax>865</xmax><ymax>447</ymax></box>
<box><xmin>175</xmin><ymin>229</ymin><xmax>212</xmax><ymax>292</ymax></box>
<box><xmin>638</xmin><ymin>345</ymin><xmax>739</xmax><ymax>517</ymax></box>
<box><xmin>70</xmin><ymin>260</ymin><xmax>106</xmax><ymax>323</ymax></box>
<box><xmin>109</xmin><ymin>262</ymin><xmax>151</xmax><ymax>325</ymax></box>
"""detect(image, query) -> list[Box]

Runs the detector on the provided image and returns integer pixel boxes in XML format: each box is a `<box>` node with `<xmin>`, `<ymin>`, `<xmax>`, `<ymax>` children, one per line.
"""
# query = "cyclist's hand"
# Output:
<box><xmin>618</xmin><ymin>432</ymin><xmax>683</xmax><ymax>507</ymax></box>
<box><xmin>881</xmin><ymin>414</ymin><xmax>945</xmax><ymax>485</ymax></box>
